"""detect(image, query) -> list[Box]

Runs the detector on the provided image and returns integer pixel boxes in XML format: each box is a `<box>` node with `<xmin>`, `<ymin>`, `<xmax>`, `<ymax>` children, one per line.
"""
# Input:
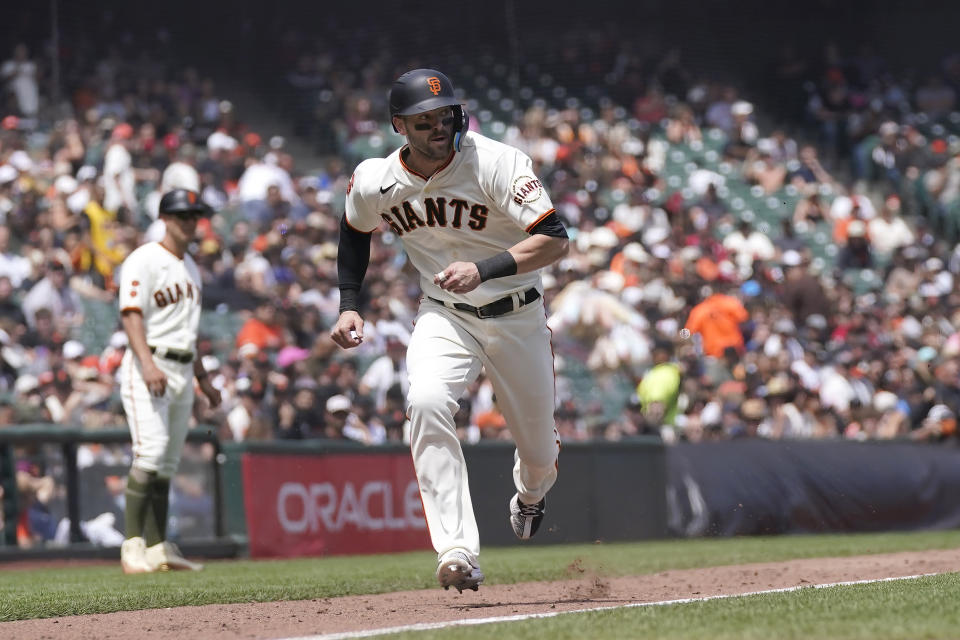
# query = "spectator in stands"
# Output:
<box><xmin>684</xmin><ymin>287</ymin><xmax>749</xmax><ymax>359</ymax></box>
<box><xmin>780</xmin><ymin>250</ymin><xmax>830</xmax><ymax>324</ymax></box>
<box><xmin>324</xmin><ymin>394</ymin><xmax>384</xmax><ymax>444</ymax></box>
<box><xmin>0</xmin><ymin>223</ymin><xmax>30</xmax><ymax>288</ymax></box>
<box><xmin>836</xmin><ymin>220</ymin><xmax>874</xmax><ymax>270</ymax></box>
<box><xmin>1</xmin><ymin>44</ymin><xmax>39</xmax><ymax>123</ymax></box>
<box><xmin>635</xmin><ymin>342</ymin><xmax>683</xmax><ymax>440</ymax></box>
<box><xmin>868</xmin><ymin>194</ymin><xmax>914</xmax><ymax>257</ymax></box>
<box><xmin>792</xmin><ymin>188</ymin><xmax>828</xmax><ymax>225</ymax></box>
<box><xmin>665</xmin><ymin>104</ymin><xmax>702</xmax><ymax>145</ymax></box>
<box><xmin>722</xmin><ymin>219</ymin><xmax>775</xmax><ymax>276</ymax></box>
<box><xmin>21</xmin><ymin>257</ymin><xmax>83</xmax><ymax>330</ymax></box>
<box><xmin>744</xmin><ymin>150</ymin><xmax>787</xmax><ymax>194</ymax></box>
<box><xmin>235</xmin><ymin>296</ymin><xmax>286</xmax><ymax>352</ymax></box>
<box><xmin>102</xmin><ymin>124</ymin><xmax>139</xmax><ymax>223</ymax></box>
<box><xmin>358</xmin><ymin>333</ymin><xmax>408</xmax><ymax>413</ymax></box>
<box><xmin>274</xmin><ymin>379</ymin><xmax>324</xmax><ymax>440</ymax></box>
<box><xmin>790</xmin><ymin>147</ymin><xmax>834</xmax><ymax>190</ymax></box>
<box><xmin>724</xmin><ymin>101</ymin><xmax>758</xmax><ymax>160</ymax></box>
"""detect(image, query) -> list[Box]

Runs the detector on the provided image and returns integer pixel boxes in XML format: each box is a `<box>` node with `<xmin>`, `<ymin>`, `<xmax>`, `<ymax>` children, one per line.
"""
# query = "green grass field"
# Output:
<box><xmin>2</xmin><ymin>529</ymin><xmax>960</xmax><ymax>638</ymax></box>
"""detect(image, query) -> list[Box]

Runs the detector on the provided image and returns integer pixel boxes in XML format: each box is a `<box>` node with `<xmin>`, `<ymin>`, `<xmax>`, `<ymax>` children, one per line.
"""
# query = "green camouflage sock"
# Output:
<box><xmin>143</xmin><ymin>476</ymin><xmax>171</xmax><ymax>547</ymax></box>
<box><xmin>124</xmin><ymin>467</ymin><xmax>153</xmax><ymax>539</ymax></box>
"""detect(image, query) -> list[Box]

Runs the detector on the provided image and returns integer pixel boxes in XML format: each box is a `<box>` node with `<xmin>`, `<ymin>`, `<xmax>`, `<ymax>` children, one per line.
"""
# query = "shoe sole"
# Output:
<box><xmin>157</xmin><ymin>561</ymin><xmax>204</xmax><ymax>571</ymax></box>
<box><xmin>436</xmin><ymin>558</ymin><xmax>483</xmax><ymax>593</ymax></box>
<box><xmin>121</xmin><ymin>562</ymin><xmax>153</xmax><ymax>574</ymax></box>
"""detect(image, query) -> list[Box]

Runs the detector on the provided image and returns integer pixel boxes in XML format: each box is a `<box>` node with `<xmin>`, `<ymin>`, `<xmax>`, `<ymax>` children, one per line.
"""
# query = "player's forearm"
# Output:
<box><xmin>337</xmin><ymin>216</ymin><xmax>372</xmax><ymax>312</ymax></box>
<box><xmin>507</xmin><ymin>234</ymin><xmax>569</xmax><ymax>274</ymax></box>
<box><xmin>120</xmin><ymin>311</ymin><xmax>154</xmax><ymax>366</ymax></box>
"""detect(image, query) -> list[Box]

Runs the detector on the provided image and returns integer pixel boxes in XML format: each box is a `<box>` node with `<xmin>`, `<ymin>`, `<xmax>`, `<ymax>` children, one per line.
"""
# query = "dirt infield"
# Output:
<box><xmin>5</xmin><ymin>548</ymin><xmax>960</xmax><ymax>640</ymax></box>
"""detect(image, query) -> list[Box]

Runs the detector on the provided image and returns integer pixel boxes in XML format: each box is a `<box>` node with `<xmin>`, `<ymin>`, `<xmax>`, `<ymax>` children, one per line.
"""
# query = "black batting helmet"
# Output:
<box><xmin>389</xmin><ymin>69</ymin><xmax>459</xmax><ymax>119</ymax></box>
<box><xmin>389</xmin><ymin>69</ymin><xmax>469</xmax><ymax>150</ymax></box>
<box><xmin>158</xmin><ymin>188</ymin><xmax>211</xmax><ymax>216</ymax></box>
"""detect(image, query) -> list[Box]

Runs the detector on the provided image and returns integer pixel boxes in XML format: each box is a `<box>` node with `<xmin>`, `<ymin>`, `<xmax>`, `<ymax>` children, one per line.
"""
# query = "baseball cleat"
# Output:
<box><xmin>509</xmin><ymin>494</ymin><xmax>545</xmax><ymax>540</ymax></box>
<box><xmin>120</xmin><ymin>536</ymin><xmax>154</xmax><ymax>574</ymax></box>
<box><xmin>145</xmin><ymin>541</ymin><xmax>204</xmax><ymax>571</ymax></box>
<box><xmin>436</xmin><ymin>550</ymin><xmax>484</xmax><ymax>593</ymax></box>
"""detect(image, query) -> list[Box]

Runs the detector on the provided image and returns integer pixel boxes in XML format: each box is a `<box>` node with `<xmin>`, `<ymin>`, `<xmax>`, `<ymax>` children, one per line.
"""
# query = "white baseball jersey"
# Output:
<box><xmin>118</xmin><ymin>241</ymin><xmax>202</xmax><ymax>476</ymax></box>
<box><xmin>345</xmin><ymin>130</ymin><xmax>561</xmax><ymax>563</ymax></box>
<box><xmin>345</xmin><ymin>130</ymin><xmax>555</xmax><ymax>305</ymax></box>
<box><xmin>118</xmin><ymin>242</ymin><xmax>203</xmax><ymax>353</ymax></box>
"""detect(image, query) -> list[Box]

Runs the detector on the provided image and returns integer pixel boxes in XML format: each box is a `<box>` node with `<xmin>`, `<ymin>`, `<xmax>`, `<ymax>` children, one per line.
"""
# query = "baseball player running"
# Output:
<box><xmin>331</xmin><ymin>69</ymin><xmax>568</xmax><ymax>593</ymax></box>
<box><xmin>118</xmin><ymin>188</ymin><xmax>220</xmax><ymax>573</ymax></box>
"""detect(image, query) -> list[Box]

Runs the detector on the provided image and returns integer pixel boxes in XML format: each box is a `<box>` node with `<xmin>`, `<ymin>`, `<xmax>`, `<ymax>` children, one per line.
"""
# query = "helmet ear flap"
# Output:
<box><xmin>453</xmin><ymin>105</ymin><xmax>469</xmax><ymax>152</ymax></box>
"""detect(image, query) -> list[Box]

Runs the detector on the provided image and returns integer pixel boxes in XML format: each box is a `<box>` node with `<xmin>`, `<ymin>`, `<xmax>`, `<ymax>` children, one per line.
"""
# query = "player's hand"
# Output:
<box><xmin>331</xmin><ymin>311</ymin><xmax>365</xmax><ymax>349</ymax></box>
<box><xmin>434</xmin><ymin>262</ymin><xmax>481</xmax><ymax>294</ymax></box>
<box><xmin>199</xmin><ymin>378</ymin><xmax>221</xmax><ymax>408</ymax></box>
<box><xmin>142</xmin><ymin>361</ymin><xmax>167</xmax><ymax>397</ymax></box>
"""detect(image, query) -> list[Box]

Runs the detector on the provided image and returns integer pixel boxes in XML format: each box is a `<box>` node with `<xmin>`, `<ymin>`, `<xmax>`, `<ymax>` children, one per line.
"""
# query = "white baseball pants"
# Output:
<box><xmin>119</xmin><ymin>350</ymin><xmax>195</xmax><ymax>477</ymax></box>
<box><xmin>406</xmin><ymin>298</ymin><xmax>560</xmax><ymax>561</ymax></box>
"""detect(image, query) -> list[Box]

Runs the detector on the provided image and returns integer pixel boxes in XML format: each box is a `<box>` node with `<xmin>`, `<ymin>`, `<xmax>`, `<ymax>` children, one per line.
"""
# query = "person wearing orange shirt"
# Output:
<box><xmin>684</xmin><ymin>289</ymin><xmax>749</xmax><ymax>358</ymax></box>
<box><xmin>235</xmin><ymin>297</ymin><xmax>286</xmax><ymax>351</ymax></box>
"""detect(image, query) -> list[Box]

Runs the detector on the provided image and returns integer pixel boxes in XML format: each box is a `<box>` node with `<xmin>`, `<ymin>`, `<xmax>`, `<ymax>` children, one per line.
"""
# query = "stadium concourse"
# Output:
<box><xmin>2</xmin><ymin>4</ymin><xmax>960</xmax><ymax>549</ymax></box>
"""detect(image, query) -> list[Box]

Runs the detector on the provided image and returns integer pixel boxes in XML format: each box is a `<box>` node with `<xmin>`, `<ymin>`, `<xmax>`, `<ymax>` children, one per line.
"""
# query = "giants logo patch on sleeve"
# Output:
<box><xmin>512</xmin><ymin>176</ymin><xmax>543</xmax><ymax>206</ymax></box>
<box><xmin>346</xmin><ymin>173</ymin><xmax>355</xmax><ymax>195</ymax></box>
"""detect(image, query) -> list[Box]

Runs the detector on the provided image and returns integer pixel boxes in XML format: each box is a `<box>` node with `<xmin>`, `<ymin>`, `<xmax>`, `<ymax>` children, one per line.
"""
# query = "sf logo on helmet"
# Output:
<box><xmin>427</xmin><ymin>77</ymin><xmax>443</xmax><ymax>95</ymax></box>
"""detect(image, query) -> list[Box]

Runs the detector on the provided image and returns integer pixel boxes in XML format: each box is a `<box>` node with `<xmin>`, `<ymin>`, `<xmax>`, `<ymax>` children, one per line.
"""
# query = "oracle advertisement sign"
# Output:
<box><xmin>242</xmin><ymin>452</ymin><xmax>430</xmax><ymax>557</ymax></box>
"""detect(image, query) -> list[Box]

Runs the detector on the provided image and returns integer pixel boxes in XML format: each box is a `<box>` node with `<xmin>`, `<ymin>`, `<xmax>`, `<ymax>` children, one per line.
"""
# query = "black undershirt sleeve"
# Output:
<box><xmin>337</xmin><ymin>215</ymin><xmax>372</xmax><ymax>313</ymax></box>
<box><xmin>528</xmin><ymin>212</ymin><xmax>569</xmax><ymax>238</ymax></box>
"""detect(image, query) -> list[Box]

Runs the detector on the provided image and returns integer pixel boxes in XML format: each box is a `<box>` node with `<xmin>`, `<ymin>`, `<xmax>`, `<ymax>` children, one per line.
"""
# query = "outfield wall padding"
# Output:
<box><xmin>222</xmin><ymin>438</ymin><xmax>668</xmax><ymax>557</ymax></box>
<box><xmin>666</xmin><ymin>440</ymin><xmax>960</xmax><ymax>536</ymax></box>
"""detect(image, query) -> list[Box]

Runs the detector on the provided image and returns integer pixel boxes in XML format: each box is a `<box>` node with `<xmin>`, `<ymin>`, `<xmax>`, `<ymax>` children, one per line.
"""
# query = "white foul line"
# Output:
<box><xmin>276</xmin><ymin>572</ymin><xmax>939</xmax><ymax>640</ymax></box>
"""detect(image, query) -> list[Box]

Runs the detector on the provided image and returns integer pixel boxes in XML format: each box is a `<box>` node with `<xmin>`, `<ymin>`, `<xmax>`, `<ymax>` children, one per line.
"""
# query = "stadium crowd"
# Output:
<box><xmin>1</xmin><ymin>24</ymin><xmax>960</xmax><ymax>460</ymax></box>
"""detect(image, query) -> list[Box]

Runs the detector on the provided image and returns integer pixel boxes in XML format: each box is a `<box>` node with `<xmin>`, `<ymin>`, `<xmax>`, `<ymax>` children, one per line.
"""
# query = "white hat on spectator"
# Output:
<box><xmin>66</xmin><ymin>188</ymin><xmax>91</xmax><ymax>215</ymax></box>
<box><xmin>918</xmin><ymin>282</ymin><xmax>941</xmax><ymax>298</ymax></box>
<box><xmin>623</xmin><ymin>242</ymin><xmax>649</xmax><ymax>264</ymax></box>
<box><xmin>651</xmin><ymin>244</ymin><xmax>672</xmax><ymax>260</ymax></box>
<box><xmin>595</xmin><ymin>270</ymin><xmax>625</xmax><ymax>293</ymax></box>
<box><xmin>8</xmin><ymin>150</ymin><xmax>33</xmax><ymax>172</ymax></box>
<box><xmin>207</xmin><ymin>131</ymin><xmax>238</xmax><ymax>152</ymax></box>
<box><xmin>688</xmin><ymin>169</ymin><xmax>725</xmax><ymax>196</ymax></box>
<box><xmin>873</xmin><ymin>390</ymin><xmax>899</xmax><ymax>413</ymax></box>
<box><xmin>879</xmin><ymin>121</ymin><xmax>900</xmax><ymax>137</ymax></box>
<box><xmin>201</xmin><ymin>355</ymin><xmax>221</xmax><ymax>372</ymax></box>
<box><xmin>326</xmin><ymin>394</ymin><xmax>352</xmax><ymax>413</ymax></box>
<box><xmin>237</xmin><ymin>342</ymin><xmax>259</xmax><ymax>359</ymax></box>
<box><xmin>847</xmin><ymin>220</ymin><xmax>867</xmax><ymax>238</ymax></box>
<box><xmin>642</xmin><ymin>224</ymin><xmax>670</xmax><ymax>246</ymax></box>
<box><xmin>0</xmin><ymin>165</ymin><xmax>16</xmax><ymax>184</ymax></box>
<box><xmin>63</xmin><ymin>340</ymin><xmax>85</xmax><ymax>360</ymax></box>
<box><xmin>15</xmin><ymin>374</ymin><xmax>39</xmax><ymax>395</ymax></box>
<box><xmin>731</xmin><ymin>101</ymin><xmax>754</xmax><ymax>116</ymax></box>
<box><xmin>305</xmin><ymin>212</ymin><xmax>325</xmax><ymax>229</ymax></box>
<box><xmin>782</xmin><ymin>250</ymin><xmax>803</xmax><ymax>267</ymax></box>
<box><xmin>54</xmin><ymin>175</ymin><xmax>79</xmax><ymax>196</ymax></box>
<box><xmin>831</xmin><ymin>194</ymin><xmax>876</xmax><ymax>220</ymax></box>
<box><xmin>76</xmin><ymin>165</ymin><xmax>98</xmax><ymax>182</ymax></box>
<box><xmin>109</xmin><ymin>330</ymin><xmax>128</xmax><ymax>349</ymax></box>
<box><xmin>589</xmin><ymin>226</ymin><xmax>619</xmax><ymax>249</ymax></box>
